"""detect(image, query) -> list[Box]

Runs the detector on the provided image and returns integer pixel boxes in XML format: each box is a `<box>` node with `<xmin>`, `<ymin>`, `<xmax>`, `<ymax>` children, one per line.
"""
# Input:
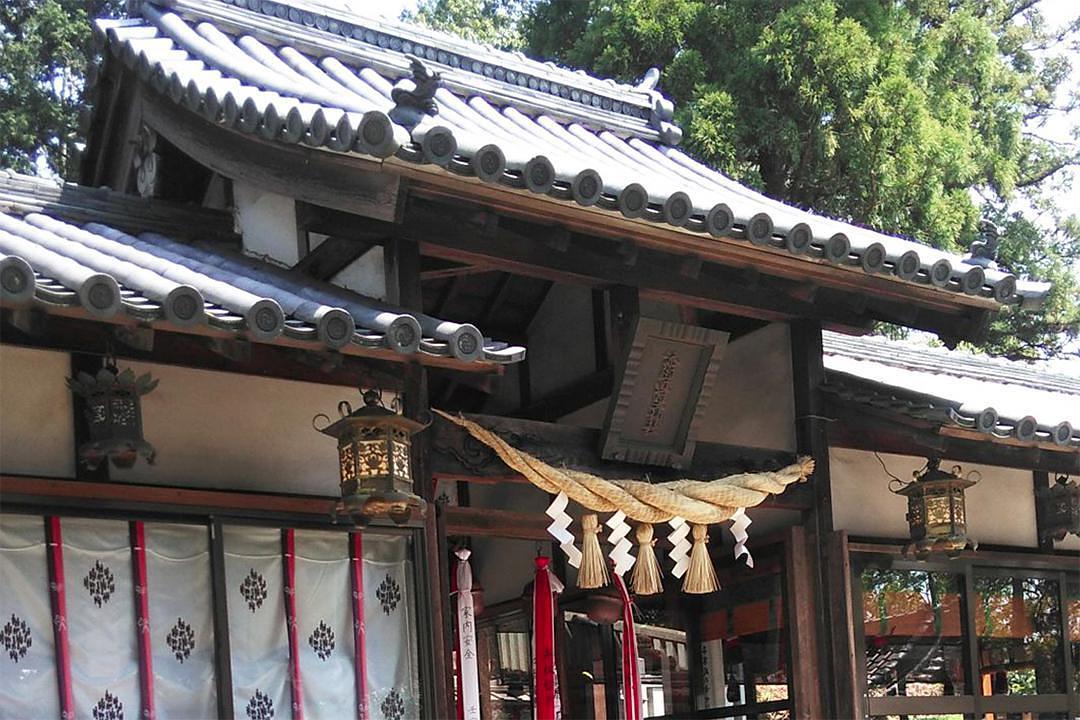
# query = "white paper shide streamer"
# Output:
<box><xmin>730</xmin><ymin>508</ymin><xmax>754</xmax><ymax>568</ymax></box>
<box><xmin>605</xmin><ymin>511</ymin><xmax>635</xmax><ymax>576</ymax></box>
<box><xmin>455</xmin><ymin>549</ymin><xmax>481</xmax><ymax>720</ymax></box>
<box><xmin>667</xmin><ymin>517</ymin><xmax>691</xmax><ymax>578</ymax></box>
<box><xmin>545</xmin><ymin>491</ymin><xmax>582</xmax><ymax>568</ymax></box>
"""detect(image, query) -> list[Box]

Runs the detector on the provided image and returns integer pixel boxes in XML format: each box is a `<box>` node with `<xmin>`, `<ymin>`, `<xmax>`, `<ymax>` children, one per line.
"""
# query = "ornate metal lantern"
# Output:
<box><xmin>890</xmin><ymin>457</ymin><xmax>979</xmax><ymax>559</ymax></box>
<box><xmin>314</xmin><ymin>388</ymin><xmax>427</xmax><ymax>525</ymax></box>
<box><xmin>66</xmin><ymin>362</ymin><xmax>157</xmax><ymax>469</ymax></box>
<box><xmin>1038</xmin><ymin>475</ymin><xmax>1080</xmax><ymax>543</ymax></box>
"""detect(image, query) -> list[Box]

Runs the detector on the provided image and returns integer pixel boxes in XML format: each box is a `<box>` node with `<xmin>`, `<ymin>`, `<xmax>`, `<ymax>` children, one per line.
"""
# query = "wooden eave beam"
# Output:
<box><xmin>391</xmin><ymin>198</ymin><xmax>983</xmax><ymax>341</ymax></box>
<box><xmin>390</xmin><ymin>162</ymin><xmax>998</xmax><ymax>316</ymax></box>
<box><xmin>354</xmin><ymin>199</ymin><xmax>884</xmax><ymax>330</ymax></box>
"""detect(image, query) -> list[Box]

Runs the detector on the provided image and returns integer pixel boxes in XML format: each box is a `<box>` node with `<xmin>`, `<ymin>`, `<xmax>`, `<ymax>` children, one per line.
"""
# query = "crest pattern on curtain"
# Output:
<box><xmin>1</xmin><ymin>514</ymin><xmax>419</xmax><ymax>720</ymax></box>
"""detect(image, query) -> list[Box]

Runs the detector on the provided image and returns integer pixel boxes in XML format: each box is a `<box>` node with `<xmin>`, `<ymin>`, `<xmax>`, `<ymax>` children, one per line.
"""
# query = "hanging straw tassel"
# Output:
<box><xmin>683</xmin><ymin>524</ymin><xmax>719</xmax><ymax>594</ymax></box>
<box><xmin>630</xmin><ymin>523</ymin><xmax>663</xmax><ymax>596</ymax></box>
<box><xmin>577</xmin><ymin>514</ymin><xmax>610</xmax><ymax>589</ymax></box>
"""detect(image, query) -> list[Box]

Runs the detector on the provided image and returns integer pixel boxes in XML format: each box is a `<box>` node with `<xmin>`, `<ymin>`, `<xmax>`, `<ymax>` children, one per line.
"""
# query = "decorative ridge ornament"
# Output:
<box><xmin>67</xmin><ymin>358</ymin><xmax>157</xmax><ymax>469</ymax></box>
<box><xmin>436</xmin><ymin>409</ymin><xmax>814</xmax><ymax>594</ymax></box>
<box><xmin>315</xmin><ymin>387</ymin><xmax>427</xmax><ymax>525</ymax></box>
<box><xmin>389</xmin><ymin>55</ymin><xmax>441</xmax><ymax>130</ymax></box>
<box><xmin>890</xmin><ymin>457</ymin><xmax>979</xmax><ymax>559</ymax></box>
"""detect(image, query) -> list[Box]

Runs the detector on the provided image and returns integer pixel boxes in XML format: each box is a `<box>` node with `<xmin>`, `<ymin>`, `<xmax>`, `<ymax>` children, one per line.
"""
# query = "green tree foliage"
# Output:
<box><xmin>0</xmin><ymin>0</ymin><xmax>119</xmax><ymax>177</ymax></box>
<box><xmin>405</xmin><ymin>0</ymin><xmax>528</xmax><ymax>50</ymax></box>
<box><xmin>417</xmin><ymin>0</ymin><xmax>1080</xmax><ymax>359</ymax></box>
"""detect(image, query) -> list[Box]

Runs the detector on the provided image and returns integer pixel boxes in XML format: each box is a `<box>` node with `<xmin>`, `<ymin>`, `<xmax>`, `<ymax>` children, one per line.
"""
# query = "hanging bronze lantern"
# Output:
<box><xmin>1038</xmin><ymin>475</ymin><xmax>1080</xmax><ymax>543</ymax></box>
<box><xmin>314</xmin><ymin>388</ymin><xmax>427</xmax><ymax>525</ymax></box>
<box><xmin>890</xmin><ymin>457</ymin><xmax>979</xmax><ymax>559</ymax></box>
<box><xmin>66</xmin><ymin>362</ymin><xmax>157</xmax><ymax>469</ymax></box>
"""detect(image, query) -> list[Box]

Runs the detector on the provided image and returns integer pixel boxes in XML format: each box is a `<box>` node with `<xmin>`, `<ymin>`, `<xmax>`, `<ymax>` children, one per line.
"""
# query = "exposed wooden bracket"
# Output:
<box><xmin>420</xmin><ymin>262</ymin><xmax>491</xmax><ymax>281</ymax></box>
<box><xmin>293</xmin><ymin>236</ymin><xmax>375</xmax><ymax>281</ymax></box>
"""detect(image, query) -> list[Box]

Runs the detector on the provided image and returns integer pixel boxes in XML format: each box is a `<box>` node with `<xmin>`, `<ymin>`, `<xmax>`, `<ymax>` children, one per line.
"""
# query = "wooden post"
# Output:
<box><xmin>784</xmin><ymin>525</ymin><xmax>823</xmax><ymax>718</ymax></box>
<box><xmin>390</xmin><ymin>231</ymin><xmax>453</xmax><ymax>720</ymax></box>
<box><xmin>789</xmin><ymin>320</ymin><xmax>860</xmax><ymax>719</ymax></box>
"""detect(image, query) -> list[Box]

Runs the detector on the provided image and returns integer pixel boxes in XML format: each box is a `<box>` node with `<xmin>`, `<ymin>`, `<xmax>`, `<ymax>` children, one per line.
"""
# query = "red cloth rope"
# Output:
<box><xmin>532</xmin><ymin>556</ymin><xmax>558</xmax><ymax>720</ymax></box>
<box><xmin>613</xmin><ymin>573</ymin><xmax>642</xmax><ymax>720</ymax></box>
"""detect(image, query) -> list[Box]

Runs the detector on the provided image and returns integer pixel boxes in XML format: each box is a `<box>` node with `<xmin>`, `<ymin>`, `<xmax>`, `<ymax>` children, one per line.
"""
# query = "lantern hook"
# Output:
<box><xmin>338</xmin><ymin>400</ymin><xmax>354</xmax><ymax>418</ymax></box>
<box><xmin>312</xmin><ymin>413</ymin><xmax>333</xmax><ymax>432</ymax></box>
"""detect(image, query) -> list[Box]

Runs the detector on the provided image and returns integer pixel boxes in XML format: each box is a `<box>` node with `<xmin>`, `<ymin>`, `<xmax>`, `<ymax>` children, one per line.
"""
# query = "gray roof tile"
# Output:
<box><xmin>94</xmin><ymin>1</ymin><xmax>1049</xmax><ymax>307</ymax></box>
<box><xmin>0</xmin><ymin>173</ymin><xmax>524</xmax><ymax>365</ymax></box>
<box><xmin>822</xmin><ymin>332</ymin><xmax>1079</xmax><ymax>448</ymax></box>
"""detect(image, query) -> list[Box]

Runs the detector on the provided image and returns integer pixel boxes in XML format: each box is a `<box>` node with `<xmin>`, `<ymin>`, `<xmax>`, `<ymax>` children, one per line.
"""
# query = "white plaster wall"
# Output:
<box><xmin>0</xmin><ymin>346</ymin><xmax>76</xmax><ymax>478</ymax></box>
<box><xmin>308</xmin><ymin>233</ymin><xmax>388</xmax><ymax>300</ymax></box>
<box><xmin>115</xmin><ymin>361</ymin><xmax>355</xmax><ymax>495</ymax></box>
<box><xmin>234</xmin><ymin>182</ymin><xmax>301</xmax><ymax>266</ymax></box>
<box><xmin>694</xmin><ymin>323</ymin><xmax>796</xmax><ymax>452</ymax></box>
<box><xmin>830</xmin><ymin>447</ymin><xmax>1039</xmax><ymax>548</ymax></box>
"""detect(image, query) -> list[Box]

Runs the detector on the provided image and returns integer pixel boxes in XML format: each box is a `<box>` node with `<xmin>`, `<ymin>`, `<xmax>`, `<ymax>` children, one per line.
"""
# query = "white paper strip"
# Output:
<box><xmin>362</xmin><ymin>534</ymin><xmax>419</xmax><ymax>720</ymax></box>
<box><xmin>730</xmin><ymin>508</ymin><xmax>754</xmax><ymax>568</ymax></box>
<box><xmin>455</xmin><ymin>549</ymin><xmax>481</xmax><ymax>720</ymax></box>
<box><xmin>0</xmin><ymin>514</ymin><xmax>60</xmax><ymax>720</ymax></box>
<box><xmin>223</xmin><ymin>525</ymin><xmax>291</xmax><ymax>720</ymax></box>
<box><xmin>145</xmin><ymin>522</ymin><xmax>216</xmax><ymax>720</ymax></box>
<box><xmin>544</xmin><ymin>491</ymin><xmax>581</xmax><ymax>568</ymax></box>
<box><xmin>295</xmin><ymin>529</ymin><xmax>356</xmax><ymax>720</ymax></box>
<box><xmin>64</xmin><ymin>517</ymin><xmax>140</xmax><ymax>720</ymax></box>
<box><xmin>605</xmin><ymin>511</ymin><xmax>635</xmax><ymax>575</ymax></box>
<box><xmin>667</xmin><ymin>517</ymin><xmax>691</xmax><ymax>578</ymax></box>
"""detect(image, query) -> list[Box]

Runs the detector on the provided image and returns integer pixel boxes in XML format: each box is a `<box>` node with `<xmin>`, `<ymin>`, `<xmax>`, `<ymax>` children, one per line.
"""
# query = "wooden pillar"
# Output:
<box><xmin>789</xmin><ymin>320</ymin><xmax>860</xmax><ymax>719</ymax></box>
<box><xmin>1033</xmin><ymin>470</ymin><xmax>1054</xmax><ymax>552</ymax></box>
<box><xmin>389</xmin><ymin>233</ymin><xmax>453</xmax><ymax>719</ymax></box>
<box><xmin>784</xmin><ymin>525</ymin><xmax>823</xmax><ymax>718</ymax></box>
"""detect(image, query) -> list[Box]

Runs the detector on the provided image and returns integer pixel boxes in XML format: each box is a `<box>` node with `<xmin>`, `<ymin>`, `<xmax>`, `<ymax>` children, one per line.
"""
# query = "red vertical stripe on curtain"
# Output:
<box><xmin>282</xmin><ymin>529</ymin><xmax>304</xmax><ymax>720</ymax></box>
<box><xmin>350</xmin><ymin>532</ymin><xmax>368</xmax><ymax>720</ymax></box>
<box><xmin>130</xmin><ymin>521</ymin><xmax>155</xmax><ymax>720</ymax></box>
<box><xmin>45</xmin><ymin>516</ymin><xmax>75</xmax><ymax>719</ymax></box>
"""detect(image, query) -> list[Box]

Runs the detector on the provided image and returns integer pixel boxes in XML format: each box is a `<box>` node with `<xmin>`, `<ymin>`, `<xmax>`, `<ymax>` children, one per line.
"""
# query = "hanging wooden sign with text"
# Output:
<box><xmin>600</xmin><ymin>318</ymin><xmax>728</xmax><ymax>468</ymax></box>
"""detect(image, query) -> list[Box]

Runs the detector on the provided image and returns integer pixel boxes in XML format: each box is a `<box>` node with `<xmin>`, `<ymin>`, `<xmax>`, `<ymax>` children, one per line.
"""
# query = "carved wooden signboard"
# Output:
<box><xmin>600</xmin><ymin>318</ymin><xmax>729</xmax><ymax>468</ymax></box>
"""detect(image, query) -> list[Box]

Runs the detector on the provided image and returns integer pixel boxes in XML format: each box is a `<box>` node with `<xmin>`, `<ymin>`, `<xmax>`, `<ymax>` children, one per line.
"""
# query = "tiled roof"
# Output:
<box><xmin>822</xmin><ymin>332</ymin><xmax>1080</xmax><ymax>449</ymax></box>
<box><xmin>92</xmin><ymin>0</ymin><xmax>1049</xmax><ymax>307</ymax></box>
<box><xmin>0</xmin><ymin>172</ymin><xmax>524</xmax><ymax>365</ymax></box>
